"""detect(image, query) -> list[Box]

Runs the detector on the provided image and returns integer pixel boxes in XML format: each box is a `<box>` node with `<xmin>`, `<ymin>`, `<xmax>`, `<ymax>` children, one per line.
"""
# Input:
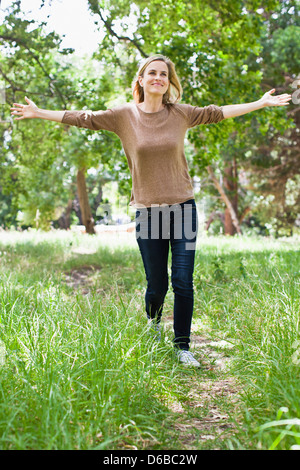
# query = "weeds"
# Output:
<box><xmin>0</xmin><ymin>231</ymin><xmax>299</xmax><ymax>450</ymax></box>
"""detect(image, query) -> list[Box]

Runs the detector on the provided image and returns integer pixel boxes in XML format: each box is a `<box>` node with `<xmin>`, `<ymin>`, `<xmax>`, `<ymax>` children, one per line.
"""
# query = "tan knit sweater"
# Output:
<box><xmin>62</xmin><ymin>102</ymin><xmax>224</xmax><ymax>207</ymax></box>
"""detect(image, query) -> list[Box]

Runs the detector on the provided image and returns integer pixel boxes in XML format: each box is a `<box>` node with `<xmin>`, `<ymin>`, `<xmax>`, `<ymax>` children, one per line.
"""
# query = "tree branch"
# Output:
<box><xmin>287</xmin><ymin>107</ymin><xmax>300</xmax><ymax>117</ymax></box>
<box><xmin>0</xmin><ymin>34</ymin><xmax>68</xmax><ymax>107</ymax></box>
<box><xmin>89</xmin><ymin>3</ymin><xmax>148</xmax><ymax>58</ymax></box>
<box><xmin>0</xmin><ymin>65</ymin><xmax>53</xmax><ymax>99</ymax></box>
<box><xmin>239</xmin><ymin>206</ymin><xmax>251</xmax><ymax>224</ymax></box>
<box><xmin>207</xmin><ymin>165</ymin><xmax>242</xmax><ymax>235</ymax></box>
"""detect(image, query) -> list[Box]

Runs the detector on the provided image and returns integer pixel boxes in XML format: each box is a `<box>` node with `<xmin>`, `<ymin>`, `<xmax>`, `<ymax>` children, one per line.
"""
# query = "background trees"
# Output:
<box><xmin>1</xmin><ymin>0</ymin><xmax>299</xmax><ymax>235</ymax></box>
<box><xmin>0</xmin><ymin>2</ymin><xmax>129</xmax><ymax>232</ymax></box>
<box><xmin>244</xmin><ymin>0</ymin><xmax>300</xmax><ymax>236</ymax></box>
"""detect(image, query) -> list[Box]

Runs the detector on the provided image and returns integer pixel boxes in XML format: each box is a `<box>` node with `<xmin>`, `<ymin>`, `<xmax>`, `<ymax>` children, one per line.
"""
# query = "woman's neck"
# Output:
<box><xmin>138</xmin><ymin>96</ymin><xmax>165</xmax><ymax>113</ymax></box>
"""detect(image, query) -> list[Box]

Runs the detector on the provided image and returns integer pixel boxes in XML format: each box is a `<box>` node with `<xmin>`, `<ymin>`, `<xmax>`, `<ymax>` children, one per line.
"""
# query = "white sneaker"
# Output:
<box><xmin>147</xmin><ymin>319</ymin><xmax>161</xmax><ymax>341</ymax></box>
<box><xmin>176</xmin><ymin>350</ymin><xmax>200</xmax><ymax>367</ymax></box>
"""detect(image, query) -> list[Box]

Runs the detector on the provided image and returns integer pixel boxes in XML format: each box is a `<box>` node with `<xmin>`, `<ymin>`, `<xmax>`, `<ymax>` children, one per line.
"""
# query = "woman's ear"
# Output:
<box><xmin>138</xmin><ymin>75</ymin><xmax>144</xmax><ymax>88</ymax></box>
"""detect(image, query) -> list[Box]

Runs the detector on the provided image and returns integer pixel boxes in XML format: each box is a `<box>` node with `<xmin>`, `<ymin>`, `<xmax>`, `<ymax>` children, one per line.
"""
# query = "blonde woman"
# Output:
<box><xmin>11</xmin><ymin>54</ymin><xmax>291</xmax><ymax>367</ymax></box>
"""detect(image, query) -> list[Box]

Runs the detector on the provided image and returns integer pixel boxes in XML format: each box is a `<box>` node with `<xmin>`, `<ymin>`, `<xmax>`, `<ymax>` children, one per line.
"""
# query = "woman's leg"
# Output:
<box><xmin>170</xmin><ymin>200</ymin><xmax>198</xmax><ymax>350</ymax></box>
<box><xmin>136</xmin><ymin>209</ymin><xmax>169</xmax><ymax>323</ymax></box>
<box><xmin>137</xmin><ymin>237</ymin><xmax>169</xmax><ymax>322</ymax></box>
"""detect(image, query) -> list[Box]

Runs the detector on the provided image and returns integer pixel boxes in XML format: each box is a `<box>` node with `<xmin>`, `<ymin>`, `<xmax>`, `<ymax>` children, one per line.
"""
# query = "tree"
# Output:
<box><xmin>0</xmin><ymin>1</ymin><xmax>76</xmax><ymax>229</ymax></box>
<box><xmin>0</xmin><ymin>1</ymin><xmax>130</xmax><ymax>232</ymax></box>
<box><xmin>87</xmin><ymin>0</ymin><xmax>297</xmax><ymax>235</ymax></box>
<box><xmin>243</xmin><ymin>0</ymin><xmax>300</xmax><ymax>235</ymax></box>
<box><xmin>2</xmin><ymin>0</ymin><xmax>298</xmax><ymax>235</ymax></box>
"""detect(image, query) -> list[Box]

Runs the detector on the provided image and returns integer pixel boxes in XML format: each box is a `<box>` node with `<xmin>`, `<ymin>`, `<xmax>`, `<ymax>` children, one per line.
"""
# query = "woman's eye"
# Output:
<box><xmin>148</xmin><ymin>71</ymin><xmax>167</xmax><ymax>77</ymax></box>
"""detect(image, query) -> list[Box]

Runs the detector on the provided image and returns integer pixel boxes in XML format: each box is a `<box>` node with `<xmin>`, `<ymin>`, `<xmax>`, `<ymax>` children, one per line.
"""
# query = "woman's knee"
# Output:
<box><xmin>171</xmin><ymin>270</ymin><xmax>194</xmax><ymax>296</ymax></box>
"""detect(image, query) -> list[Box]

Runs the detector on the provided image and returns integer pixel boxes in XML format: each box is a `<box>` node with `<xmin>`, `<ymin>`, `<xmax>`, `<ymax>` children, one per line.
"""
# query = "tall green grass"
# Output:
<box><xmin>193</xmin><ymin>236</ymin><xmax>300</xmax><ymax>450</ymax></box>
<box><xmin>0</xmin><ymin>230</ymin><xmax>299</xmax><ymax>449</ymax></box>
<box><xmin>0</xmin><ymin>231</ymin><xmax>184</xmax><ymax>449</ymax></box>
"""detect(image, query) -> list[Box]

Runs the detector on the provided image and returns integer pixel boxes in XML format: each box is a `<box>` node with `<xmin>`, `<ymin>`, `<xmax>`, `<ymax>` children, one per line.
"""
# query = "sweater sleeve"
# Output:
<box><xmin>186</xmin><ymin>104</ymin><xmax>224</xmax><ymax>127</ymax></box>
<box><xmin>61</xmin><ymin>108</ymin><xmax>116</xmax><ymax>132</ymax></box>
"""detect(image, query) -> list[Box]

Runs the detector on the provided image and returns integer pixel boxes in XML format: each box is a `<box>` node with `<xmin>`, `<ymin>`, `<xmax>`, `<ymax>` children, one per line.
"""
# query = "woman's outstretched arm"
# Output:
<box><xmin>11</xmin><ymin>96</ymin><xmax>117</xmax><ymax>132</ymax></box>
<box><xmin>10</xmin><ymin>97</ymin><xmax>65</xmax><ymax>122</ymax></box>
<box><xmin>222</xmin><ymin>89</ymin><xmax>292</xmax><ymax>119</ymax></box>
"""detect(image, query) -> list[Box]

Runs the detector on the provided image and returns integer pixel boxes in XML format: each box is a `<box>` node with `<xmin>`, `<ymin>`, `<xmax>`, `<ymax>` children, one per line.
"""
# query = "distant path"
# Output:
<box><xmin>163</xmin><ymin>315</ymin><xmax>240</xmax><ymax>449</ymax></box>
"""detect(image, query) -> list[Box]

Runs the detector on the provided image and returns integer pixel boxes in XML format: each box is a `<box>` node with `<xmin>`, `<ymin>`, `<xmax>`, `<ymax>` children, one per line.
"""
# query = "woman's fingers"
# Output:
<box><xmin>278</xmin><ymin>94</ymin><xmax>292</xmax><ymax>101</ymax></box>
<box><xmin>11</xmin><ymin>101</ymin><xmax>28</xmax><ymax>118</ymax></box>
<box><xmin>11</xmin><ymin>103</ymin><xmax>25</xmax><ymax>112</ymax></box>
<box><xmin>10</xmin><ymin>108</ymin><xmax>25</xmax><ymax>119</ymax></box>
<box><xmin>11</xmin><ymin>107</ymin><xmax>24</xmax><ymax>116</ymax></box>
<box><xmin>262</xmin><ymin>89</ymin><xmax>292</xmax><ymax>107</ymax></box>
<box><xmin>11</xmin><ymin>99</ymin><xmax>38</xmax><ymax>119</ymax></box>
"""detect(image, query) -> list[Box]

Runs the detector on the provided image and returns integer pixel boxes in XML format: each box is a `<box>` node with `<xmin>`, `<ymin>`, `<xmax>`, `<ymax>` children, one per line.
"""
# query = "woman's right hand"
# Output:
<box><xmin>10</xmin><ymin>96</ymin><xmax>39</xmax><ymax>120</ymax></box>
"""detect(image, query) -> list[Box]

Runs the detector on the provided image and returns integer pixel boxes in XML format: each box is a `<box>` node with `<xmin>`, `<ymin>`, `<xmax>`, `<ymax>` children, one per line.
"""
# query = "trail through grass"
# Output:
<box><xmin>0</xmin><ymin>230</ymin><xmax>299</xmax><ymax>450</ymax></box>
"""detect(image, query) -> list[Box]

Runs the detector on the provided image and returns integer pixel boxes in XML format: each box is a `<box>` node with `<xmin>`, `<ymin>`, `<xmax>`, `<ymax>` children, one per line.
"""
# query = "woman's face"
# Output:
<box><xmin>138</xmin><ymin>60</ymin><xmax>170</xmax><ymax>99</ymax></box>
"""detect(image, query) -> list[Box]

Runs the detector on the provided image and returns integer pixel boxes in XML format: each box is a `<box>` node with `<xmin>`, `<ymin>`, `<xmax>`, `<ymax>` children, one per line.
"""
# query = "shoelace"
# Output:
<box><xmin>182</xmin><ymin>351</ymin><xmax>195</xmax><ymax>359</ymax></box>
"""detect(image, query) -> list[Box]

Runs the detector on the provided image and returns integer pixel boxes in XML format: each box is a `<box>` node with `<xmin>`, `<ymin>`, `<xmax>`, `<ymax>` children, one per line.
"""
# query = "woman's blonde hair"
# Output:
<box><xmin>132</xmin><ymin>54</ymin><xmax>183</xmax><ymax>105</ymax></box>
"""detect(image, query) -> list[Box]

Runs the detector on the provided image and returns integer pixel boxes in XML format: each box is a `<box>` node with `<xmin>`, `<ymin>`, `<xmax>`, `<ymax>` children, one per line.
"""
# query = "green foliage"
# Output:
<box><xmin>0</xmin><ymin>3</ymin><xmax>132</xmax><ymax>229</ymax></box>
<box><xmin>88</xmin><ymin>0</ymin><xmax>299</xmax><ymax>235</ymax></box>
<box><xmin>1</xmin><ymin>0</ymin><xmax>299</xmax><ymax>233</ymax></box>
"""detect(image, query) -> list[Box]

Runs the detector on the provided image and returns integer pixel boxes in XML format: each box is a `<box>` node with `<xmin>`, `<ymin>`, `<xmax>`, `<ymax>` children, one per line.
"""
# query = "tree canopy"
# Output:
<box><xmin>1</xmin><ymin>0</ymin><xmax>299</xmax><ymax>235</ymax></box>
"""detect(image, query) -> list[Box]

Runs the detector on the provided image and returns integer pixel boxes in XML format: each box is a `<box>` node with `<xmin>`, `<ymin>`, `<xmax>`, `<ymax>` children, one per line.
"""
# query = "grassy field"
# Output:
<box><xmin>0</xmin><ymin>229</ymin><xmax>299</xmax><ymax>450</ymax></box>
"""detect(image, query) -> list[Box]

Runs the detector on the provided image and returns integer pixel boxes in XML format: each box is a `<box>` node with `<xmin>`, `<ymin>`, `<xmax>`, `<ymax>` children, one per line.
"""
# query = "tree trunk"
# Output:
<box><xmin>57</xmin><ymin>198</ymin><xmax>73</xmax><ymax>229</ymax></box>
<box><xmin>91</xmin><ymin>180</ymin><xmax>103</xmax><ymax>220</ymax></box>
<box><xmin>76</xmin><ymin>168</ymin><xmax>95</xmax><ymax>234</ymax></box>
<box><xmin>207</xmin><ymin>165</ymin><xmax>242</xmax><ymax>235</ymax></box>
<box><xmin>223</xmin><ymin>159</ymin><xmax>238</xmax><ymax>235</ymax></box>
<box><xmin>205</xmin><ymin>211</ymin><xmax>224</xmax><ymax>231</ymax></box>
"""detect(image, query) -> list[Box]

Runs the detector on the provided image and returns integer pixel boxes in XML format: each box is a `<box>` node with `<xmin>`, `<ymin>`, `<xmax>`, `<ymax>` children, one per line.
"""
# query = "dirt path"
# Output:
<box><xmin>162</xmin><ymin>315</ymin><xmax>241</xmax><ymax>449</ymax></box>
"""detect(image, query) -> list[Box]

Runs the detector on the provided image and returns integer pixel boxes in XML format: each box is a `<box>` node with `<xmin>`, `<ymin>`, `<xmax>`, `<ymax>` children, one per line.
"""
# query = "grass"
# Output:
<box><xmin>0</xmin><ymin>229</ymin><xmax>299</xmax><ymax>450</ymax></box>
<box><xmin>193</xmin><ymin>236</ymin><xmax>300</xmax><ymax>449</ymax></box>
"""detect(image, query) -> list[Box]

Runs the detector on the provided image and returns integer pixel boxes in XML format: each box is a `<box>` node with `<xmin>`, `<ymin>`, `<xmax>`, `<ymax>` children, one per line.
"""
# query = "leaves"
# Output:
<box><xmin>0</xmin><ymin>0</ymin><xmax>299</xmax><ymax>233</ymax></box>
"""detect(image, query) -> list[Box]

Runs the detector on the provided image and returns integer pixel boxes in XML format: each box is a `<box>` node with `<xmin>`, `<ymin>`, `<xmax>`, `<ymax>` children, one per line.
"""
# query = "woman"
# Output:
<box><xmin>11</xmin><ymin>54</ymin><xmax>291</xmax><ymax>367</ymax></box>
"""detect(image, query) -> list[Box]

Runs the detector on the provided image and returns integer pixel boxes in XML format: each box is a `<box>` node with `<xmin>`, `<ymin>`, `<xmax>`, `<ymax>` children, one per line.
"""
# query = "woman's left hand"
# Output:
<box><xmin>259</xmin><ymin>89</ymin><xmax>292</xmax><ymax>107</ymax></box>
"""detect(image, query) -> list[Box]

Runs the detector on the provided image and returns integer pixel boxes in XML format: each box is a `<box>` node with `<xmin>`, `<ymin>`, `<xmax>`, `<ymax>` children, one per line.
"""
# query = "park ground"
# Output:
<box><xmin>0</xmin><ymin>229</ymin><xmax>299</xmax><ymax>450</ymax></box>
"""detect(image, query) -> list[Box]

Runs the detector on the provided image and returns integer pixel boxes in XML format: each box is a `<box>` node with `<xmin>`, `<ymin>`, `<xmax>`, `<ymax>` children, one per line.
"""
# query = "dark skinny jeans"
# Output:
<box><xmin>135</xmin><ymin>199</ymin><xmax>198</xmax><ymax>351</ymax></box>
